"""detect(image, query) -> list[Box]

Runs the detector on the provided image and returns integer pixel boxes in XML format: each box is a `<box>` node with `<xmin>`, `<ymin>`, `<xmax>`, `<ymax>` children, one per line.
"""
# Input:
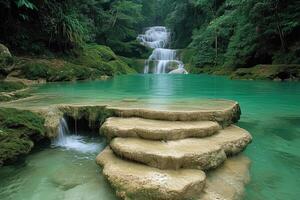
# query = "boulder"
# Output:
<box><xmin>0</xmin><ymin>43</ymin><xmax>11</xmax><ymax>58</ymax></box>
<box><xmin>198</xmin><ymin>155</ymin><xmax>251</xmax><ymax>200</ymax></box>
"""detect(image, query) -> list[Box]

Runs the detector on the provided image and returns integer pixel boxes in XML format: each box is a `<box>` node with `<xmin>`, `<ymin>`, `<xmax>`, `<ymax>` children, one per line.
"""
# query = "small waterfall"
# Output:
<box><xmin>52</xmin><ymin>117</ymin><xmax>99</xmax><ymax>153</ymax></box>
<box><xmin>137</xmin><ymin>26</ymin><xmax>187</xmax><ymax>74</ymax></box>
<box><xmin>52</xmin><ymin>117</ymin><xmax>70</xmax><ymax>146</ymax></box>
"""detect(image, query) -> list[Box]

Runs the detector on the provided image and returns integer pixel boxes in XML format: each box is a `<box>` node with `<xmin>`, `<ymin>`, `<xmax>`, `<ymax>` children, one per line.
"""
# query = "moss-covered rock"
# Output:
<box><xmin>7</xmin><ymin>44</ymin><xmax>136</xmax><ymax>82</ymax></box>
<box><xmin>17</xmin><ymin>58</ymin><xmax>93</xmax><ymax>82</ymax></box>
<box><xmin>0</xmin><ymin>44</ymin><xmax>14</xmax><ymax>78</ymax></box>
<box><xmin>108</xmin><ymin>40</ymin><xmax>152</xmax><ymax>59</ymax></box>
<box><xmin>120</xmin><ymin>57</ymin><xmax>147</xmax><ymax>73</ymax></box>
<box><xmin>0</xmin><ymin>91</ymin><xmax>31</xmax><ymax>102</ymax></box>
<box><xmin>0</xmin><ymin>108</ymin><xmax>46</xmax><ymax>166</ymax></box>
<box><xmin>73</xmin><ymin>44</ymin><xmax>136</xmax><ymax>76</ymax></box>
<box><xmin>0</xmin><ymin>81</ymin><xmax>26</xmax><ymax>92</ymax></box>
<box><xmin>231</xmin><ymin>65</ymin><xmax>300</xmax><ymax>81</ymax></box>
<box><xmin>0</xmin><ymin>43</ymin><xmax>11</xmax><ymax>58</ymax></box>
<box><xmin>0</xmin><ymin>81</ymin><xmax>30</xmax><ymax>102</ymax></box>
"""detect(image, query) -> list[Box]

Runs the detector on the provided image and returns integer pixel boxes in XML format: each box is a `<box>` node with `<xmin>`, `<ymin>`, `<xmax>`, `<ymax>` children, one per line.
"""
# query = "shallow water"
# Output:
<box><xmin>0</xmin><ymin>135</ymin><xmax>118</xmax><ymax>200</ymax></box>
<box><xmin>1</xmin><ymin>74</ymin><xmax>300</xmax><ymax>200</ymax></box>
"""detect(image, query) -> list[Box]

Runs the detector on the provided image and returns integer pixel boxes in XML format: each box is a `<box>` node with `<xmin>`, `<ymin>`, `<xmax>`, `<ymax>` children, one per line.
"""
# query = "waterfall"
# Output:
<box><xmin>52</xmin><ymin>117</ymin><xmax>99</xmax><ymax>153</ymax></box>
<box><xmin>137</xmin><ymin>26</ymin><xmax>187</xmax><ymax>74</ymax></box>
<box><xmin>52</xmin><ymin>117</ymin><xmax>70</xmax><ymax>146</ymax></box>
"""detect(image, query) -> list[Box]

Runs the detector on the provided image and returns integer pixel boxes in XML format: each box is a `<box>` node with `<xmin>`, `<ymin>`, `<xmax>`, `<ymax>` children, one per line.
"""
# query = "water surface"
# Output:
<box><xmin>1</xmin><ymin>74</ymin><xmax>300</xmax><ymax>200</ymax></box>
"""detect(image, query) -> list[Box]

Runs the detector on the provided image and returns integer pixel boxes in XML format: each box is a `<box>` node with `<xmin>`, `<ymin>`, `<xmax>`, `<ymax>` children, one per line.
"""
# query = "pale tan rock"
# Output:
<box><xmin>109</xmin><ymin>125</ymin><xmax>251</xmax><ymax>170</ymax></box>
<box><xmin>198</xmin><ymin>155</ymin><xmax>251</xmax><ymax>200</ymax></box>
<box><xmin>38</xmin><ymin>107</ymin><xmax>62</xmax><ymax>138</ymax></box>
<box><xmin>204</xmin><ymin>125</ymin><xmax>252</xmax><ymax>155</ymax></box>
<box><xmin>5</xmin><ymin>76</ymin><xmax>46</xmax><ymax>85</ymax></box>
<box><xmin>107</xmin><ymin>100</ymin><xmax>241</xmax><ymax>126</ymax></box>
<box><xmin>110</xmin><ymin>137</ymin><xmax>226</xmax><ymax>170</ymax></box>
<box><xmin>101</xmin><ymin>117</ymin><xmax>220</xmax><ymax>140</ymax></box>
<box><xmin>96</xmin><ymin>147</ymin><xmax>206</xmax><ymax>200</ymax></box>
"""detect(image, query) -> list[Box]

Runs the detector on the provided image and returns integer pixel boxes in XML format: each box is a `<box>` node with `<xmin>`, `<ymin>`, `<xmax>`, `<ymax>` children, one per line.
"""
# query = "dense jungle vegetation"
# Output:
<box><xmin>161</xmin><ymin>0</ymin><xmax>300</xmax><ymax>74</ymax></box>
<box><xmin>0</xmin><ymin>0</ymin><xmax>299</xmax><ymax>81</ymax></box>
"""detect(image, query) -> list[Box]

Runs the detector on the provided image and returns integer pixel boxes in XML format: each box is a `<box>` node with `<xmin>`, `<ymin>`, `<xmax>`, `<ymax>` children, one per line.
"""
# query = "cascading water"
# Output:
<box><xmin>52</xmin><ymin>117</ymin><xmax>69</xmax><ymax>146</ymax></box>
<box><xmin>137</xmin><ymin>26</ymin><xmax>187</xmax><ymax>74</ymax></box>
<box><xmin>52</xmin><ymin>117</ymin><xmax>99</xmax><ymax>153</ymax></box>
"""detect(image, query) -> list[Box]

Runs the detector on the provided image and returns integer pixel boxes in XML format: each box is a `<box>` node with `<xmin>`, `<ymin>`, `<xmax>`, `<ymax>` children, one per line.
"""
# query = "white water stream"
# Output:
<box><xmin>137</xmin><ymin>26</ymin><xmax>187</xmax><ymax>74</ymax></box>
<box><xmin>52</xmin><ymin>117</ymin><xmax>99</xmax><ymax>153</ymax></box>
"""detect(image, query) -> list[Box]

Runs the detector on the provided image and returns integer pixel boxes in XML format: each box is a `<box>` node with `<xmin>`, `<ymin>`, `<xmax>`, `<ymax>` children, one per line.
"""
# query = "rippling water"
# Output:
<box><xmin>1</xmin><ymin>74</ymin><xmax>299</xmax><ymax>200</ymax></box>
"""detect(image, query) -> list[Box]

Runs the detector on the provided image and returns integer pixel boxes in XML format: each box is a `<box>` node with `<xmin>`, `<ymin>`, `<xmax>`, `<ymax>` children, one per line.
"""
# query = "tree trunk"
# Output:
<box><xmin>274</xmin><ymin>1</ymin><xmax>288</xmax><ymax>52</ymax></box>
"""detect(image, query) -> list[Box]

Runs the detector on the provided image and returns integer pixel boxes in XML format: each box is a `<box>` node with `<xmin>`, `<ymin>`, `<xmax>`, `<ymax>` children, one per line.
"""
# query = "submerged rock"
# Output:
<box><xmin>101</xmin><ymin>117</ymin><xmax>220</xmax><ymax>140</ymax></box>
<box><xmin>198</xmin><ymin>155</ymin><xmax>251</xmax><ymax>200</ymax></box>
<box><xmin>96</xmin><ymin>147</ymin><xmax>206</xmax><ymax>200</ymax></box>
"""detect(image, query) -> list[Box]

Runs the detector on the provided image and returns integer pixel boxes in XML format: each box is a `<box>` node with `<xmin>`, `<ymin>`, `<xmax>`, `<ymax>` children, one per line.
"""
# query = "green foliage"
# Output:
<box><xmin>108</xmin><ymin>60</ymin><xmax>136</xmax><ymax>75</ymax></box>
<box><xmin>120</xmin><ymin>57</ymin><xmax>145</xmax><ymax>73</ymax></box>
<box><xmin>0</xmin><ymin>108</ymin><xmax>46</xmax><ymax>165</ymax></box>
<box><xmin>0</xmin><ymin>81</ymin><xmax>26</xmax><ymax>92</ymax></box>
<box><xmin>0</xmin><ymin>81</ymin><xmax>30</xmax><ymax>102</ymax></box>
<box><xmin>0</xmin><ymin>91</ymin><xmax>31</xmax><ymax>102</ymax></box>
<box><xmin>15</xmin><ymin>0</ymin><xmax>36</xmax><ymax>10</ymax></box>
<box><xmin>19</xmin><ymin>59</ymin><xmax>92</xmax><ymax>81</ymax></box>
<box><xmin>231</xmin><ymin>64</ymin><xmax>300</xmax><ymax>80</ymax></box>
<box><xmin>162</xmin><ymin>0</ymin><xmax>300</xmax><ymax>69</ymax></box>
<box><xmin>15</xmin><ymin>44</ymin><xmax>136</xmax><ymax>81</ymax></box>
<box><xmin>0</xmin><ymin>0</ymin><xmax>155</xmax><ymax>57</ymax></box>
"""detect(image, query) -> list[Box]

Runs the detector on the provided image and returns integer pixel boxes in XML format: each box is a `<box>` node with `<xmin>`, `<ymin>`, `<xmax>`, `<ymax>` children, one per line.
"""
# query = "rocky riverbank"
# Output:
<box><xmin>0</xmin><ymin>42</ymin><xmax>145</xmax><ymax>102</ymax></box>
<box><xmin>187</xmin><ymin>64</ymin><xmax>300</xmax><ymax>82</ymax></box>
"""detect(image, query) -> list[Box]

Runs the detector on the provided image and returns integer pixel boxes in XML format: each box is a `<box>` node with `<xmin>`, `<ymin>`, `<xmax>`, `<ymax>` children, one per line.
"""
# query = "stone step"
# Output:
<box><xmin>101</xmin><ymin>117</ymin><xmax>221</xmax><ymax>141</ymax></box>
<box><xmin>109</xmin><ymin>125</ymin><xmax>252</xmax><ymax>170</ymax></box>
<box><xmin>110</xmin><ymin>137</ymin><xmax>226</xmax><ymax>170</ymax></box>
<box><xmin>206</xmin><ymin>125</ymin><xmax>252</xmax><ymax>155</ymax></box>
<box><xmin>96</xmin><ymin>147</ymin><xmax>206</xmax><ymax>200</ymax></box>
<box><xmin>107</xmin><ymin>100</ymin><xmax>241</xmax><ymax>126</ymax></box>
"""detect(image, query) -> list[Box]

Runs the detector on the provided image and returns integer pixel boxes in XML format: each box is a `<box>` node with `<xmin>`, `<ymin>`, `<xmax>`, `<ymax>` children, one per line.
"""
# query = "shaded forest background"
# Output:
<box><xmin>0</xmin><ymin>0</ymin><xmax>299</xmax><ymax>71</ymax></box>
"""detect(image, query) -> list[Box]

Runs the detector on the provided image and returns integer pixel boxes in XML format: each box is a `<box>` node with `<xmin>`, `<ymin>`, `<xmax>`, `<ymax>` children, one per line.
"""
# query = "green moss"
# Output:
<box><xmin>0</xmin><ymin>81</ymin><xmax>29</xmax><ymax>102</ymax></box>
<box><xmin>21</xmin><ymin>60</ymin><xmax>52</xmax><ymax>80</ymax></box>
<box><xmin>0</xmin><ymin>91</ymin><xmax>31</xmax><ymax>102</ymax></box>
<box><xmin>0</xmin><ymin>108</ymin><xmax>46</xmax><ymax>166</ymax></box>
<box><xmin>231</xmin><ymin>65</ymin><xmax>300</xmax><ymax>81</ymax></box>
<box><xmin>108</xmin><ymin>60</ymin><xmax>136</xmax><ymax>75</ymax></box>
<box><xmin>120</xmin><ymin>57</ymin><xmax>145</xmax><ymax>73</ymax></box>
<box><xmin>0</xmin><ymin>81</ymin><xmax>26</xmax><ymax>92</ymax></box>
<box><xmin>73</xmin><ymin>44</ymin><xmax>136</xmax><ymax>76</ymax></box>
<box><xmin>60</xmin><ymin>106</ymin><xmax>114</xmax><ymax>131</ymax></box>
<box><xmin>74</xmin><ymin>44</ymin><xmax>116</xmax><ymax>67</ymax></box>
<box><xmin>108</xmin><ymin>40</ymin><xmax>151</xmax><ymax>59</ymax></box>
<box><xmin>12</xmin><ymin>44</ymin><xmax>136</xmax><ymax>82</ymax></box>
